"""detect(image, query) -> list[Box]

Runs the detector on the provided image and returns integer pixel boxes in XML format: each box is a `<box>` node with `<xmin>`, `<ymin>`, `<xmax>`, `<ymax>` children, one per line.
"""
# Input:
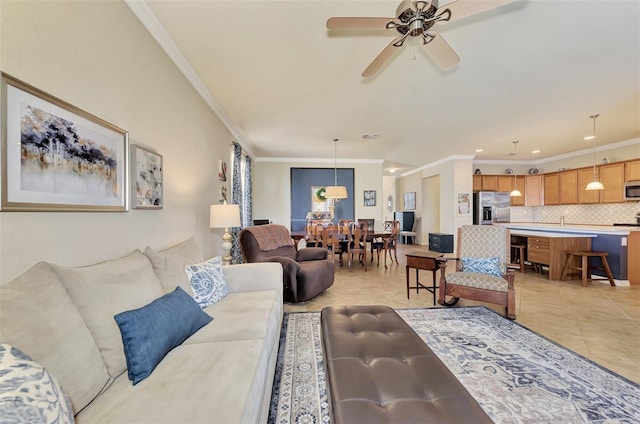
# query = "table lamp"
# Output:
<box><xmin>210</xmin><ymin>204</ymin><xmax>241</xmax><ymax>265</ymax></box>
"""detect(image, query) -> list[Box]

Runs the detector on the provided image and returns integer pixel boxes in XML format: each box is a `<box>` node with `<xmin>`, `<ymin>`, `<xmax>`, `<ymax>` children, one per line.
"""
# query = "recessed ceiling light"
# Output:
<box><xmin>584</xmin><ymin>136</ymin><xmax>595</xmax><ymax>140</ymax></box>
<box><xmin>475</xmin><ymin>149</ymin><xmax>483</xmax><ymax>153</ymax></box>
<box><xmin>531</xmin><ymin>150</ymin><xmax>540</xmax><ymax>154</ymax></box>
<box><xmin>389</xmin><ymin>169</ymin><xmax>395</xmax><ymax>173</ymax></box>
<box><xmin>362</xmin><ymin>134</ymin><xmax>378</xmax><ymax>140</ymax></box>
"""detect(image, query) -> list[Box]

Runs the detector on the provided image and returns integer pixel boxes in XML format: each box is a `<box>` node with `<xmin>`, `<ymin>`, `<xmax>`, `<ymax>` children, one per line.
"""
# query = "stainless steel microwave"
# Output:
<box><xmin>624</xmin><ymin>181</ymin><xmax>640</xmax><ymax>200</ymax></box>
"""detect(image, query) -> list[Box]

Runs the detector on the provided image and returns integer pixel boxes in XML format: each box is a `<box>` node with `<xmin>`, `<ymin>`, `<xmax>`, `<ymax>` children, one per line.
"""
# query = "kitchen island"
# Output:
<box><xmin>497</xmin><ymin>223</ymin><xmax>639</xmax><ymax>285</ymax></box>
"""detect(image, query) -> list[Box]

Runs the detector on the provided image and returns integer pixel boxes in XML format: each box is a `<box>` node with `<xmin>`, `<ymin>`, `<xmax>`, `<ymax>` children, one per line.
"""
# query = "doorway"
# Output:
<box><xmin>421</xmin><ymin>175</ymin><xmax>440</xmax><ymax>244</ymax></box>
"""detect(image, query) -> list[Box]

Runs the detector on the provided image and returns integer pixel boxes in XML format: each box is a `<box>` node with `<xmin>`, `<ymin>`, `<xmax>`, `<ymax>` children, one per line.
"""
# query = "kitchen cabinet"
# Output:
<box><xmin>543</xmin><ymin>173</ymin><xmax>560</xmax><ymax>205</ymax></box>
<box><xmin>625</xmin><ymin>159</ymin><xmax>640</xmax><ymax>181</ymax></box>
<box><xmin>525</xmin><ymin>175</ymin><xmax>543</xmax><ymax>206</ymax></box>
<box><xmin>498</xmin><ymin>176</ymin><xmax>513</xmax><ymax>192</ymax></box>
<box><xmin>524</xmin><ymin>234</ymin><xmax>591</xmax><ymax>280</ymax></box>
<box><xmin>559</xmin><ymin>170</ymin><xmax>578</xmax><ymax>204</ymax></box>
<box><xmin>600</xmin><ymin>162</ymin><xmax>624</xmax><ymax>203</ymax></box>
<box><xmin>511</xmin><ymin>176</ymin><xmax>525</xmax><ymax>206</ymax></box>
<box><xmin>473</xmin><ymin>175</ymin><xmax>482</xmax><ymax>192</ymax></box>
<box><xmin>481</xmin><ymin>175</ymin><xmax>498</xmax><ymax>191</ymax></box>
<box><xmin>577</xmin><ymin>167</ymin><xmax>600</xmax><ymax>204</ymax></box>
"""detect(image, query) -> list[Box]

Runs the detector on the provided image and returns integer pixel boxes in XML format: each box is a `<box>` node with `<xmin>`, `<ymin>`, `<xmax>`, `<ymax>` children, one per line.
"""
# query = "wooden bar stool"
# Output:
<box><xmin>560</xmin><ymin>250</ymin><xmax>615</xmax><ymax>287</ymax></box>
<box><xmin>510</xmin><ymin>244</ymin><xmax>525</xmax><ymax>273</ymax></box>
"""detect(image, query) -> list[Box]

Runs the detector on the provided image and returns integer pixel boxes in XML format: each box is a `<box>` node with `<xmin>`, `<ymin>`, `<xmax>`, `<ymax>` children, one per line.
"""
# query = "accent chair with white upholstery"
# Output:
<box><xmin>438</xmin><ymin>225</ymin><xmax>516</xmax><ymax>319</ymax></box>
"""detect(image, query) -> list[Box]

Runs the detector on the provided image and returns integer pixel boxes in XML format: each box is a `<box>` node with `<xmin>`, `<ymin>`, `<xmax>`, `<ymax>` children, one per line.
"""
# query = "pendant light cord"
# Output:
<box><xmin>591</xmin><ymin>114</ymin><xmax>599</xmax><ymax>179</ymax></box>
<box><xmin>333</xmin><ymin>138</ymin><xmax>339</xmax><ymax>185</ymax></box>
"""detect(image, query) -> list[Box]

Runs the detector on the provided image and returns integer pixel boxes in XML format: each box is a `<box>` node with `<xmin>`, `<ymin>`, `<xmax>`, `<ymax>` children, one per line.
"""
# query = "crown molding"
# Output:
<box><xmin>401</xmin><ymin>155</ymin><xmax>476</xmax><ymax>177</ymax></box>
<box><xmin>255</xmin><ymin>157</ymin><xmax>384</xmax><ymax>164</ymax></box>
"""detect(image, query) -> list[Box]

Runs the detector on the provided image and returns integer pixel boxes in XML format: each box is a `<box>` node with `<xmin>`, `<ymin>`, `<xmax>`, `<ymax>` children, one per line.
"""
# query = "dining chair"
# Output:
<box><xmin>372</xmin><ymin>220</ymin><xmax>400</xmax><ymax>269</ymax></box>
<box><xmin>346</xmin><ymin>222</ymin><xmax>367</xmax><ymax>271</ymax></box>
<box><xmin>322</xmin><ymin>224</ymin><xmax>343</xmax><ymax>265</ymax></box>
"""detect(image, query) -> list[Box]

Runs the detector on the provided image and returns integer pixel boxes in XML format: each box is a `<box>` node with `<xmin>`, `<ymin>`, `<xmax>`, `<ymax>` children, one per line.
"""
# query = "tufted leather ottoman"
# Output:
<box><xmin>320</xmin><ymin>305</ymin><xmax>492</xmax><ymax>423</ymax></box>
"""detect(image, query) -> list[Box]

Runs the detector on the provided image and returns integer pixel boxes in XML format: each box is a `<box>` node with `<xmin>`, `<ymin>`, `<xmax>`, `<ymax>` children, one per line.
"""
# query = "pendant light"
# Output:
<box><xmin>509</xmin><ymin>140</ymin><xmax>522</xmax><ymax>197</ymax></box>
<box><xmin>585</xmin><ymin>114</ymin><xmax>604</xmax><ymax>191</ymax></box>
<box><xmin>325</xmin><ymin>138</ymin><xmax>348</xmax><ymax>200</ymax></box>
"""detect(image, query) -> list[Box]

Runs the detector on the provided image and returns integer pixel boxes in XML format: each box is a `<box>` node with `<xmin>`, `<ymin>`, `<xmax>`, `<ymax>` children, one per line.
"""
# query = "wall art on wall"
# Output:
<box><xmin>403</xmin><ymin>192</ymin><xmax>416</xmax><ymax>210</ymax></box>
<box><xmin>364</xmin><ymin>190</ymin><xmax>376</xmax><ymax>207</ymax></box>
<box><xmin>218</xmin><ymin>160</ymin><xmax>227</xmax><ymax>182</ymax></box>
<box><xmin>131</xmin><ymin>144</ymin><xmax>162</xmax><ymax>209</ymax></box>
<box><xmin>311</xmin><ymin>186</ymin><xmax>329</xmax><ymax>213</ymax></box>
<box><xmin>219</xmin><ymin>185</ymin><xmax>228</xmax><ymax>204</ymax></box>
<box><xmin>1</xmin><ymin>73</ymin><xmax>128</xmax><ymax>211</ymax></box>
<box><xmin>457</xmin><ymin>192</ymin><xmax>471</xmax><ymax>215</ymax></box>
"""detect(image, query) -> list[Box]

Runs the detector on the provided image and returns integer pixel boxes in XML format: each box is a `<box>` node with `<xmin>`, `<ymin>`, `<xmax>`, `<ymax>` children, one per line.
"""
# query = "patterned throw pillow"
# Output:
<box><xmin>0</xmin><ymin>343</ymin><xmax>75</xmax><ymax>424</ymax></box>
<box><xmin>184</xmin><ymin>256</ymin><xmax>229</xmax><ymax>308</ymax></box>
<box><xmin>460</xmin><ymin>257</ymin><xmax>502</xmax><ymax>277</ymax></box>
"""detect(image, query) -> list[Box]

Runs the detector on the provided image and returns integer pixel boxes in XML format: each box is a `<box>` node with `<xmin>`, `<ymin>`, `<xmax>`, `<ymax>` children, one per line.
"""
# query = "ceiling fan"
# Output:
<box><xmin>326</xmin><ymin>0</ymin><xmax>514</xmax><ymax>77</ymax></box>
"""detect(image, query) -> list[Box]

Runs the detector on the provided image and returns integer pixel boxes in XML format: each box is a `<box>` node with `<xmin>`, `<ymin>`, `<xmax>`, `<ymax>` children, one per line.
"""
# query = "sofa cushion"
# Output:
<box><xmin>76</xmin><ymin>340</ymin><xmax>272</xmax><ymax>424</ymax></box>
<box><xmin>0</xmin><ymin>343</ymin><xmax>75</xmax><ymax>424</ymax></box>
<box><xmin>52</xmin><ymin>250</ymin><xmax>165</xmax><ymax>378</ymax></box>
<box><xmin>0</xmin><ymin>262</ymin><xmax>109</xmax><ymax>413</ymax></box>
<box><xmin>184</xmin><ymin>256</ymin><xmax>229</xmax><ymax>308</ymax></box>
<box><xmin>144</xmin><ymin>237</ymin><xmax>204</xmax><ymax>296</ymax></box>
<box><xmin>114</xmin><ymin>286</ymin><xmax>213</xmax><ymax>385</ymax></box>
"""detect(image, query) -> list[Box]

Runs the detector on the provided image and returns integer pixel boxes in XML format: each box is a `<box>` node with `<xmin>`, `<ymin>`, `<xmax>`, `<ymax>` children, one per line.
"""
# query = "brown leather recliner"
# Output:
<box><xmin>240</xmin><ymin>224</ymin><xmax>335</xmax><ymax>303</ymax></box>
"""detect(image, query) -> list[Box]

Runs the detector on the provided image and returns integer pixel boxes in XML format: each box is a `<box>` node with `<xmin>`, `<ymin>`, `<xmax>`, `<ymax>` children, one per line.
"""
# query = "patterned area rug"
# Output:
<box><xmin>268</xmin><ymin>307</ymin><xmax>640</xmax><ymax>423</ymax></box>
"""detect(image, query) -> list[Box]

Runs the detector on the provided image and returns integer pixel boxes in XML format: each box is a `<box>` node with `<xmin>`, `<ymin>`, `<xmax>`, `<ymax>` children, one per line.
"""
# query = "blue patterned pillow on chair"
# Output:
<box><xmin>184</xmin><ymin>256</ymin><xmax>229</xmax><ymax>308</ymax></box>
<box><xmin>461</xmin><ymin>257</ymin><xmax>502</xmax><ymax>277</ymax></box>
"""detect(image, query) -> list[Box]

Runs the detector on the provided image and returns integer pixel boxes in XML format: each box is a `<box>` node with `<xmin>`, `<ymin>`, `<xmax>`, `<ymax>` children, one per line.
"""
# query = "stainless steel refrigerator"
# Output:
<box><xmin>473</xmin><ymin>192</ymin><xmax>511</xmax><ymax>225</ymax></box>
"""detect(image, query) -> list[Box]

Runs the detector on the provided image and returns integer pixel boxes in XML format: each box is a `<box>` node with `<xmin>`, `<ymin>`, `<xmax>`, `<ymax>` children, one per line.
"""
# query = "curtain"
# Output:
<box><xmin>230</xmin><ymin>142</ymin><xmax>253</xmax><ymax>264</ymax></box>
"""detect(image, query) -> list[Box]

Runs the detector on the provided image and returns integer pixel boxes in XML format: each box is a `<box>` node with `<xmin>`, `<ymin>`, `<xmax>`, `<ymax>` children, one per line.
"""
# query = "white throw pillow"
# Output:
<box><xmin>184</xmin><ymin>256</ymin><xmax>229</xmax><ymax>308</ymax></box>
<box><xmin>0</xmin><ymin>343</ymin><xmax>75</xmax><ymax>424</ymax></box>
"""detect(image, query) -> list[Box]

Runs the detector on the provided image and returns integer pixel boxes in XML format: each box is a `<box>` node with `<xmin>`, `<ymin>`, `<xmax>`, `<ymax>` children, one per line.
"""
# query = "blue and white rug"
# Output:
<box><xmin>268</xmin><ymin>307</ymin><xmax>640</xmax><ymax>423</ymax></box>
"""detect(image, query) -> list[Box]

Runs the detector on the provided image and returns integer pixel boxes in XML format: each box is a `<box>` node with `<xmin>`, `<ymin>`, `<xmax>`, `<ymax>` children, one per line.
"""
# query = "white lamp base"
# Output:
<box><xmin>221</xmin><ymin>228</ymin><xmax>232</xmax><ymax>265</ymax></box>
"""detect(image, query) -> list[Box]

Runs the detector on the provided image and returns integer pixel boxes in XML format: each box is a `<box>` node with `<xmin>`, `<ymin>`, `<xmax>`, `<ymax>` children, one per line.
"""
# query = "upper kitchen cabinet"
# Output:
<box><xmin>626</xmin><ymin>159</ymin><xmax>640</xmax><ymax>181</ymax></box>
<box><xmin>559</xmin><ymin>170</ymin><xmax>578</xmax><ymax>204</ymax></box>
<box><xmin>525</xmin><ymin>175</ymin><xmax>543</xmax><ymax>206</ymax></box>
<box><xmin>481</xmin><ymin>175</ymin><xmax>498</xmax><ymax>191</ymax></box>
<box><xmin>473</xmin><ymin>175</ymin><xmax>482</xmax><ymax>192</ymax></box>
<box><xmin>510</xmin><ymin>176</ymin><xmax>525</xmax><ymax>206</ymax></box>
<box><xmin>600</xmin><ymin>162</ymin><xmax>625</xmax><ymax>203</ymax></box>
<box><xmin>543</xmin><ymin>173</ymin><xmax>560</xmax><ymax>205</ymax></box>
<box><xmin>577</xmin><ymin>167</ymin><xmax>600</xmax><ymax>204</ymax></box>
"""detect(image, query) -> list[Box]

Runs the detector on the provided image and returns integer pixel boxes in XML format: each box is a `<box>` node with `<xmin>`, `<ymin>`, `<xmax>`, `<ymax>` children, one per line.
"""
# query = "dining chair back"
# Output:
<box><xmin>346</xmin><ymin>222</ymin><xmax>367</xmax><ymax>271</ymax></box>
<box><xmin>322</xmin><ymin>224</ymin><xmax>343</xmax><ymax>264</ymax></box>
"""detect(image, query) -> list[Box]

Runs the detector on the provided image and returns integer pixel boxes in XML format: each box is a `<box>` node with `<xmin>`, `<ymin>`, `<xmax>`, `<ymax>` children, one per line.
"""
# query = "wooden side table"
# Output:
<box><xmin>405</xmin><ymin>251</ymin><xmax>444</xmax><ymax>305</ymax></box>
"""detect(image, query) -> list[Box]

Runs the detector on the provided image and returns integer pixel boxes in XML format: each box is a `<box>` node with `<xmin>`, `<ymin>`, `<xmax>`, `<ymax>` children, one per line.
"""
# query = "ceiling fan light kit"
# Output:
<box><xmin>326</xmin><ymin>0</ymin><xmax>514</xmax><ymax>77</ymax></box>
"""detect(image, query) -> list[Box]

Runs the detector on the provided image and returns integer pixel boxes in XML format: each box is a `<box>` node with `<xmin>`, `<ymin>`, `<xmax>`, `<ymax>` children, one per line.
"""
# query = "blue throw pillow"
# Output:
<box><xmin>461</xmin><ymin>257</ymin><xmax>502</xmax><ymax>277</ymax></box>
<box><xmin>114</xmin><ymin>286</ymin><xmax>213</xmax><ymax>385</ymax></box>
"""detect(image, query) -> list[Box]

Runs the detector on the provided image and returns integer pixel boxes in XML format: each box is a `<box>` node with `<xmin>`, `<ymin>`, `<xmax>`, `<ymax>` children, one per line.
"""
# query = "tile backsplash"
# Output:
<box><xmin>511</xmin><ymin>203</ymin><xmax>640</xmax><ymax>225</ymax></box>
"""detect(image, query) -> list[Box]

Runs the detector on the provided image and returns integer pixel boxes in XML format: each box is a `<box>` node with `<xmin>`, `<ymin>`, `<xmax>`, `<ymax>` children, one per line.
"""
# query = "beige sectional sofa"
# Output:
<box><xmin>0</xmin><ymin>237</ymin><xmax>283</xmax><ymax>423</ymax></box>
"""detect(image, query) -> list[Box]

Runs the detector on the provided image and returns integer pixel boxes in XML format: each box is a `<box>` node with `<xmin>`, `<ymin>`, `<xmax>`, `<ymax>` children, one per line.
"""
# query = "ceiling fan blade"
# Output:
<box><xmin>423</xmin><ymin>30</ymin><xmax>460</xmax><ymax>70</ymax></box>
<box><xmin>327</xmin><ymin>17</ymin><xmax>397</xmax><ymax>30</ymax></box>
<box><xmin>439</xmin><ymin>0</ymin><xmax>515</xmax><ymax>23</ymax></box>
<box><xmin>362</xmin><ymin>36</ymin><xmax>406</xmax><ymax>78</ymax></box>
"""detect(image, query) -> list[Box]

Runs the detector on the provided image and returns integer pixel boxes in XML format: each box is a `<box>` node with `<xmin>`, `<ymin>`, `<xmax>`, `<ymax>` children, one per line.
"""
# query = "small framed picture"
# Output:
<box><xmin>457</xmin><ymin>192</ymin><xmax>471</xmax><ymax>215</ymax></box>
<box><xmin>404</xmin><ymin>192</ymin><xmax>416</xmax><ymax>210</ymax></box>
<box><xmin>364</xmin><ymin>190</ymin><xmax>376</xmax><ymax>207</ymax></box>
<box><xmin>131</xmin><ymin>144</ymin><xmax>163</xmax><ymax>209</ymax></box>
<box><xmin>218</xmin><ymin>160</ymin><xmax>227</xmax><ymax>181</ymax></box>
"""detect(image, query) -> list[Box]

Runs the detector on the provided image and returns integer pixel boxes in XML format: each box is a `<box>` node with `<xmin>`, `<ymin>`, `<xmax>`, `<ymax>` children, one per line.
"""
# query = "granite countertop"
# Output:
<box><xmin>497</xmin><ymin>223</ymin><xmax>637</xmax><ymax>236</ymax></box>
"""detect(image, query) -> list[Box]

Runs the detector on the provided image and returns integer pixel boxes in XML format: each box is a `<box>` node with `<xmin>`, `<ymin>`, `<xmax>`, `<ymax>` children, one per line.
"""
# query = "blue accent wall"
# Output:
<box><xmin>290</xmin><ymin>168</ymin><xmax>355</xmax><ymax>231</ymax></box>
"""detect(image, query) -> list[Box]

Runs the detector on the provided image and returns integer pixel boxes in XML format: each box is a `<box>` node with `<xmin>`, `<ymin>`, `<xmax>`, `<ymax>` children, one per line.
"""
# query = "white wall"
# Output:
<box><xmin>397</xmin><ymin>156</ymin><xmax>474</xmax><ymax>245</ymax></box>
<box><xmin>252</xmin><ymin>160</ymin><xmax>384</xmax><ymax>228</ymax></box>
<box><xmin>0</xmin><ymin>1</ymin><xmax>233</xmax><ymax>283</ymax></box>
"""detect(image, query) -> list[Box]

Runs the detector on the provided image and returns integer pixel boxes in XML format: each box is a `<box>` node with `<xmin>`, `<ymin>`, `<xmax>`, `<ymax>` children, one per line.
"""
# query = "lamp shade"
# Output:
<box><xmin>325</xmin><ymin>185</ymin><xmax>348</xmax><ymax>199</ymax></box>
<box><xmin>210</xmin><ymin>204</ymin><xmax>240</xmax><ymax>228</ymax></box>
<box><xmin>509</xmin><ymin>188</ymin><xmax>522</xmax><ymax>197</ymax></box>
<box><xmin>585</xmin><ymin>181</ymin><xmax>605</xmax><ymax>191</ymax></box>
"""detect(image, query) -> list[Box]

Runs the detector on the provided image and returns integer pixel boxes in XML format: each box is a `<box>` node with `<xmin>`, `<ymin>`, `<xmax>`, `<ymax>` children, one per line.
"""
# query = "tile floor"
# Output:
<box><xmin>284</xmin><ymin>243</ymin><xmax>640</xmax><ymax>384</ymax></box>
